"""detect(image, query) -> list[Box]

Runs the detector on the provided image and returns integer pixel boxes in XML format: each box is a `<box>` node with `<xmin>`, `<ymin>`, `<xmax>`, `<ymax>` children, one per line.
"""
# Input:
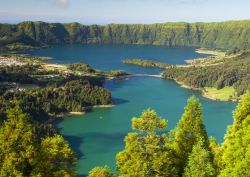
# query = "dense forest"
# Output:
<box><xmin>162</xmin><ymin>50</ymin><xmax>250</xmax><ymax>97</ymax></box>
<box><xmin>0</xmin><ymin>79</ymin><xmax>111</xmax><ymax>118</ymax></box>
<box><xmin>0</xmin><ymin>108</ymin><xmax>77</xmax><ymax>176</ymax></box>
<box><xmin>0</xmin><ymin>57</ymin><xmax>113</xmax><ymax>176</ymax></box>
<box><xmin>1</xmin><ymin>20</ymin><xmax>250</xmax><ymax>51</ymax></box>
<box><xmin>0</xmin><ymin>59</ymin><xmax>112</xmax><ymax>119</ymax></box>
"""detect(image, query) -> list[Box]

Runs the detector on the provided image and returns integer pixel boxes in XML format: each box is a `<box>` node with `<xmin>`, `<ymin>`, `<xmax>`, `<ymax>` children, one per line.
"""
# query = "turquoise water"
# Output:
<box><xmin>28</xmin><ymin>44</ymin><xmax>210</xmax><ymax>74</ymax></box>
<box><xmin>28</xmin><ymin>45</ymin><xmax>236</xmax><ymax>176</ymax></box>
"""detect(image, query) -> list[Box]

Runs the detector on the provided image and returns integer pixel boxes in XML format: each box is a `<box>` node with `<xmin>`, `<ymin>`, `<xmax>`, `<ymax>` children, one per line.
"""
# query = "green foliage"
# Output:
<box><xmin>0</xmin><ymin>64</ymin><xmax>57</xmax><ymax>84</ymax></box>
<box><xmin>0</xmin><ymin>108</ymin><xmax>35</xmax><ymax>176</ymax></box>
<box><xmin>116</xmin><ymin>109</ymin><xmax>179</xmax><ymax>177</ymax></box>
<box><xmin>1</xmin><ymin>20</ymin><xmax>250</xmax><ymax>51</ymax></box>
<box><xmin>203</xmin><ymin>87</ymin><xmax>235</xmax><ymax>101</ymax></box>
<box><xmin>32</xmin><ymin>135</ymin><xmax>76</xmax><ymax>177</ymax></box>
<box><xmin>122</xmin><ymin>59</ymin><xmax>170</xmax><ymax>69</ymax></box>
<box><xmin>219</xmin><ymin>93</ymin><xmax>250</xmax><ymax>177</ymax></box>
<box><xmin>183</xmin><ymin>140</ymin><xmax>215</xmax><ymax>177</ymax></box>
<box><xmin>232</xmin><ymin>92</ymin><xmax>250</xmax><ymax>127</ymax></box>
<box><xmin>107</xmin><ymin>70</ymin><xmax>129</xmax><ymax>77</ymax></box>
<box><xmin>172</xmin><ymin>96</ymin><xmax>209</xmax><ymax>174</ymax></box>
<box><xmin>67</xmin><ymin>63</ymin><xmax>95</xmax><ymax>73</ymax></box>
<box><xmin>87</xmin><ymin>166</ymin><xmax>114</xmax><ymax>177</ymax></box>
<box><xmin>0</xmin><ymin>58</ymin><xmax>112</xmax><ymax>176</ymax></box>
<box><xmin>7</xmin><ymin>80</ymin><xmax>109</xmax><ymax>116</ymax></box>
<box><xmin>0</xmin><ymin>57</ymin><xmax>112</xmax><ymax>119</ymax></box>
<box><xmin>0</xmin><ymin>108</ymin><xmax>76</xmax><ymax>176</ymax></box>
<box><xmin>1</xmin><ymin>58</ymin><xmax>250</xmax><ymax>177</ymax></box>
<box><xmin>131</xmin><ymin>109</ymin><xmax>167</xmax><ymax>133</ymax></box>
<box><xmin>209</xmin><ymin>137</ymin><xmax>223</xmax><ymax>175</ymax></box>
<box><xmin>114</xmin><ymin>95</ymin><xmax>250</xmax><ymax>177</ymax></box>
<box><xmin>163</xmin><ymin>51</ymin><xmax>250</xmax><ymax>97</ymax></box>
<box><xmin>0</xmin><ymin>79</ymin><xmax>111</xmax><ymax>121</ymax></box>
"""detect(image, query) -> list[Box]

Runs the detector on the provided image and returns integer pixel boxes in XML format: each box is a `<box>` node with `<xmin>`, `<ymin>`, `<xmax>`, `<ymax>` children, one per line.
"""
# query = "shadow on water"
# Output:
<box><xmin>78</xmin><ymin>132</ymin><xmax>128</xmax><ymax>177</ymax></box>
<box><xmin>63</xmin><ymin>135</ymin><xmax>86</xmax><ymax>160</ymax></box>
<box><xmin>54</xmin><ymin>121</ymin><xmax>86</xmax><ymax>176</ymax></box>
<box><xmin>59</xmin><ymin>134</ymin><xmax>88</xmax><ymax>177</ymax></box>
<box><xmin>79</xmin><ymin>131</ymin><xmax>169</xmax><ymax>177</ymax></box>
<box><xmin>113</xmin><ymin>98</ymin><xmax>129</xmax><ymax>105</ymax></box>
<box><xmin>55</xmin><ymin>127</ymin><xmax>128</xmax><ymax>177</ymax></box>
<box><xmin>55</xmin><ymin>127</ymin><xmax>128</xmax><ymax>153</ymax></box>
<box><xmin>80</xmin><ymin>132</ymin><xmax>128</xmax><ymax>155</ymax></box>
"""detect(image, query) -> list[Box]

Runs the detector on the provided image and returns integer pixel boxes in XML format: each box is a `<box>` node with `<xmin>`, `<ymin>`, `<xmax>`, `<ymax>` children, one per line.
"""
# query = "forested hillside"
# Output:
<box><xmin>0</xmin><ymin>55</ymin><xmax>113</xmax><ymax>121</ymax></box>
<box><xmin>162</xmin><ymin>50</ymin><xmax>250</xmax><ymax>98</ymax></box>
<box><xmin>1</xmin><ymin>20</ymin><xmax>250</xmax><ymax>51</ymax></box>
<box><xmin>0</xmin><ymin>56</ymin><xmax>113</xmax><ymax>176</ymax></box>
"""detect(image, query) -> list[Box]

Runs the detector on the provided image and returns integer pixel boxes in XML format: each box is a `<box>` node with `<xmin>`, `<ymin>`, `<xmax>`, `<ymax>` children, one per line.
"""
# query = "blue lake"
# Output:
<box><xmin>28</xmin><ymin>44</ymin><xmax>236</xmax><ymax>176</ymax></box>
<box><xmin>28</xmin><ymin>44</ymin><xmax>210</xmax><ymax>74</ymax></box>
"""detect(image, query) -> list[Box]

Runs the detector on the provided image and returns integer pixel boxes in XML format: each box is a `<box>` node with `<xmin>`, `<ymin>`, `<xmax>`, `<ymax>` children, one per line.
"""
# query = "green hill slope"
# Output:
<box><xmin>1</xmin><ymin>20</ymin><xmax>250</xmax><ymax>51</ymax></box>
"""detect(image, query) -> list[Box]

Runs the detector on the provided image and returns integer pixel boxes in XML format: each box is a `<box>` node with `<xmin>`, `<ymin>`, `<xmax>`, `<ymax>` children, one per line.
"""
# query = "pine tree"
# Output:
<box><xmin>0</xmin><ymin>108</ymin><xmax>77</xmax><ymax>176</ymax></box>
<box><xmin>219</xmin><ymin>93</ymin><xmax>250</xmax><ymax>177</ymax></box>
<box><xmin>31</xmin><ymin>135</ymin><xmax>77</xmax><ymax>177</ymax></box>
<box><xmin>87</xmin><ymin>166</ymin><xmax>114</xmax><ymax>177</ymax></box>
<box><xmin>209</xmin><ymin>137</ymin><xmax>222</xmax><ymax>175</ymax></box>
<box><xmin>0</xmin><ymin>108</ymin><xmax>35</xmax><ymax>176</ymax></box>
<box><xmin>116</xmin><ymin>109</ymin><xmax>179</xmax><ymax>177</ymax></box>
<box><xmin>172</xmin><ymin>96</ymin><xmax>209</xmax><ymax>174</ymax></box>
<box><xmin>183</xmin><ymin>140</ymin><xmax>215</xmax><ymax>177</ymax></box>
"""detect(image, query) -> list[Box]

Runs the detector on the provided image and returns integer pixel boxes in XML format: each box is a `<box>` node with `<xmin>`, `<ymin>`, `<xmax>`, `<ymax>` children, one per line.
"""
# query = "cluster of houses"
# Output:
<box><xmin>0</xmin><ymin>56</ymin><xmax>25</xmax><ymax>66</ymax></box>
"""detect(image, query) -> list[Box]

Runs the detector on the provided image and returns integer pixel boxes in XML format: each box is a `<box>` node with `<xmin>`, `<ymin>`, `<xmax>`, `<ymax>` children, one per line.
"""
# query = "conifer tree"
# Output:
<box><xmin>209</xmin><ymin>137</ymin><xmax>222</xmax><ymax>175</ymax></box>
<box><xmin>32</xmin><ymin>135</ymin><xmax>76</xmax><ymax>177</ymax></box>
<box><xmin>0</xmin><ymin>108</ymin><xmax>77</xmax><ymax>176</ymax></box>
<box><xmin>219</xmin><ymin>93</ymin><xmax>250</xmax><ymax>177</ymax></box>
<box><xmin>183</xmin><ymin>140</ymin><xmax>215</xmax><ymax>177</ymax></box>
<box><xmin>173</xmin><ymin>96</ymin><xmax>209</xmax><ymax>173</ymax></box>
<box><xmin>0</xmin><ymin>108</ymin><xmax>35</xmax><ymax>176</ymax></box>
<box><xmin>87</xmin><ymin>166</ymin><xmax>114</xmax><ymax>177</ymax></box>
<box><xmin>116</xmin><ymin>109</ymin><xmax>179</xmax><ymax>177</ymax></box>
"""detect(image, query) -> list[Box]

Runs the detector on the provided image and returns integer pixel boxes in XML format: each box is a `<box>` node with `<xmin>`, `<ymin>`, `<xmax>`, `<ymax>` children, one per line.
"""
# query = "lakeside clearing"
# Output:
<box><xmin>202</xmin><ymin>87</ymin><xmax>237</xmax><ymax>102</ymax></box>
<box><xmin>182</xmin><ymin>48</ymin><xmax>228</xmax><ymax>67</ymax></box>
<box><xmin>42</xmin><ymin>63</ymin><xmax>67</xmax><ymax>70</ymax></box>
<box><xmin>195</xmin><ymin>48</ymin><xmax>226</xmax><ymax>57</ymax></box>
<box><xmin>174</xmin><ymin>80</ymin><xmax>237</xmax><ymax>102</ymax></box>
<box><xmin>183</xmin><ymin>48</ymin><xmax>242</xmax><ymax>68</ymax></box>
<box><xmin>131</xmin><ymin>73</ymin><xmax>236</xmax><ymax>102</ymax></box>
<box><xmin>163</xmin><ymin>48</ymin><xmax>238</xmax><ymax>101</ymax></box>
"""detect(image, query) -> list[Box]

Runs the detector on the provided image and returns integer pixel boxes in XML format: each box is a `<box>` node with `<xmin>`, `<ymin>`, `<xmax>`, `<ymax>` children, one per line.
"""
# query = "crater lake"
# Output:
<box><xmin>28</xmin><ymin>44</ymin><xmax>236</xmax><ymax>176</ymax></box>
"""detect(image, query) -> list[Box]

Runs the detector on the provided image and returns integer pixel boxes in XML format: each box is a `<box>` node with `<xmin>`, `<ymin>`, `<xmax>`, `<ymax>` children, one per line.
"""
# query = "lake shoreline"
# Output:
<box><xmin>163</xmin><ymin>48</ymin><xmax>239</xmax><ymax>102</ymax></box>
<box><xmin>121</xmin><ymin>47</ymin><xmax>237</xmax><ymax>102</ymax></box>
<box><xmin>60</xmin><ymin>104</ymin><xmax>115</xmax><ymax>117</ymax></box>
<box><xmin>171</xmin><ymin>78</ymin><xmax>238</xmax><ymax>102</ymax></box>
<box><xmin>26</xmin><ymin>44</ymin><xmax>236</xmax><ymax>175</ymax></box>
<box><xmin>24</xmin><ymin>46</ymin><xmax>235</xmax><ymax>103</ymax></box>
<box><xmin>127</xmin><ymin>72</ymin><xmax>237</xmax><ymax>102</ymax></box>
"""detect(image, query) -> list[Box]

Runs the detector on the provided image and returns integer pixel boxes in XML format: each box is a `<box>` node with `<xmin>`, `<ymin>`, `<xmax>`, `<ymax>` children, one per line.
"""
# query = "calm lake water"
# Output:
<box><xmin>28</xmin><ymin>44</ymin><xmax>236</xmax><ymax>176</ymax></box>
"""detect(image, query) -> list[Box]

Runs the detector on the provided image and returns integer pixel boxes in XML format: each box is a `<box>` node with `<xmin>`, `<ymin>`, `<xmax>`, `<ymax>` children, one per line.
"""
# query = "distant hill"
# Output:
<box><xmin>1</xmin><ymin>20</ymin><xmax>250</xmax><ymax>51</ymax></box>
